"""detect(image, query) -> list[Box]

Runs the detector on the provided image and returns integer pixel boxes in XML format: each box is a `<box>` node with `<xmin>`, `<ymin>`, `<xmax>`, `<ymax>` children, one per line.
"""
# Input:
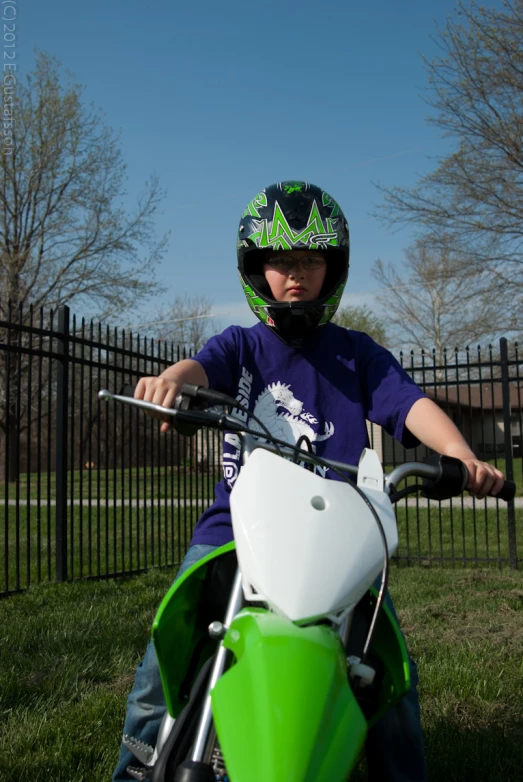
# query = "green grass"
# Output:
<box><xmin>0</xmin><ymin>465</ymin><xmax>223</xmax><ymax>501</ymax></box>
<box><xmin>394</xmin><ymin>504</ymin><xmax>523</xmax><ymax>567</ymax></box>
<box><xmin>3</xmin><ymin>456</ymin><xmax>520</xmax><ymax>501</ymax></box>
<box><xmin>3</xmin><ymin>502</ymin><xmax>520</xmax><ymax>594</ymax></box>
<box><xmin>2</xmin><ymin>567</ymin><xmax>522</xmax><ymax>781</ymax></box>
<box><xmin>391</xmin><ymin>568</ymin><xmax>523</xmax><ymax>782</ymax></box>
<box><xmin>0</xmin><ymin>502</ymin><xmax>208</xmax><ymax>593</ymax></box>
<box><xmin>1</xmin><ymin>569</ymin><xmax>175</xmax><ymax>782</ymax></box>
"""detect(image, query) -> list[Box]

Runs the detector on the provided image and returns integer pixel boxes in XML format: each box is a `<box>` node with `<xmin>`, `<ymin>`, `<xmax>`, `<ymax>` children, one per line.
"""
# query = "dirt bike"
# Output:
<box><xmin>99</xmin><ymin>385</ymin><xmax>515</xmax><ymax>782</ymax></box>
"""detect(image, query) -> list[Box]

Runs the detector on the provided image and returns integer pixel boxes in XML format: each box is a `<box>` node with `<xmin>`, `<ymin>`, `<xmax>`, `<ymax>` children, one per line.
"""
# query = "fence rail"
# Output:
<box><xmin>1</xmin><ymin>304</ymin><xmax>520</xmax><ymax>596</ymax></box>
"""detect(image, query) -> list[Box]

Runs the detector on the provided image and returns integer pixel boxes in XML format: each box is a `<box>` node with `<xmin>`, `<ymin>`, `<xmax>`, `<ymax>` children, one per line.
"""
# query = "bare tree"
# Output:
<box><xmin>0</xmin><ymin>51</ymin><xmax>168</xmax><ymax>318</ymax></box>
<box><xmin>332</xmin><ymin>304</ymin><xmax>388</xmax><ymax>345</ymax></box>
<box><xmin>375</xmin><ymin>0</ymin><xmax>523</xmax><ymax>330</ymax></box>
<box><xmin>372</xmin><ymin>235</ymin><xmax>506</xmax><ymax>363</ymax></box>
<box><xmin>0</xmin><ymin>51</ymin><xmax>168</xmax><ymax>480</ymax></box>
<box><xmin>153</xmin><ymin>295</ymin><xmax>220</xmax><ymax>354</ymax></box>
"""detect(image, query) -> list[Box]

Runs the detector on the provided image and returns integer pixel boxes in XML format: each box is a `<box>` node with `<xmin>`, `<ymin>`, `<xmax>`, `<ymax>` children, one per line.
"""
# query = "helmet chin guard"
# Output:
<box><xmin>237</xmin><ymin>181</ymin><xmax>349</xmax><ymax>345</ymax></box>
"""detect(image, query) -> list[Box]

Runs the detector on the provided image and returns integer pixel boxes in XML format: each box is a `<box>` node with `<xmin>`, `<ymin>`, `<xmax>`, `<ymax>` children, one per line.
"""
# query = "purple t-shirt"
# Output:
<box><xmin>190</xmin><ymin>322</ymin><xmax>425</xmax><ymax>546</ymax></box>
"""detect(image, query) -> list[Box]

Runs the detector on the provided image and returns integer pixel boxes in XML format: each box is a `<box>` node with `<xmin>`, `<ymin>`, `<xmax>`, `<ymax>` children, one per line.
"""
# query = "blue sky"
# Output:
<box><xmin>19</xmin><ymin>0</ymin><xmax>467</xmax><ymax>332</ymax></box>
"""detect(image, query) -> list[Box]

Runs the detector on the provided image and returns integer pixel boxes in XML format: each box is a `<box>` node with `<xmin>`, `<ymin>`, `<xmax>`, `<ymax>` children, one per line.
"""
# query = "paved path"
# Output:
<box><xmin>1</xmin><ymin>497</ymin><xmax>521</xmax><ymax>508</ymax></box>
<box><xmin>0</xmin><ymin>498</ymin><xmax>209</xmax><ymax>507</ymax></box>
<box><xmin>400</xmin><ymin>497</ymin><xmax>522</xmax><ymax>508</ymax></box>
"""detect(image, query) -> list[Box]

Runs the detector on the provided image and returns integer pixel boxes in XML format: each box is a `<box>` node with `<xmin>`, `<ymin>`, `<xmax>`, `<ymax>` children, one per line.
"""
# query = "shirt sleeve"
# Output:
<box><xmin>357</xmin><ymin>333</ymin><xmax>427</xmax><ymax>449</ymax></box>
<box><xmin>192</xmin><ymin>327</ymin><xmax>240</xmax><ymax>396</ymax></box>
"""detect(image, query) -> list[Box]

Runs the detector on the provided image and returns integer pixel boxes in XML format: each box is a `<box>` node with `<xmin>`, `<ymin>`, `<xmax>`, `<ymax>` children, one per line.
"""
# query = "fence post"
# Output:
<box><xmin>499</xmin><ymin>337</ymin><xmax>517</xmax><ymax>568</ymax></box>
<box><xmin>56</xmin><ymin>306</ymin><xmax>70</xmax><ymax>581</ymax></box>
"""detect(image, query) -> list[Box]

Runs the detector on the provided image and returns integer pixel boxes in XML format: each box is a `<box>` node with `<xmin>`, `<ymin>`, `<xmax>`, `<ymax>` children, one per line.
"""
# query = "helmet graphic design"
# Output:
<box><xmin>237</xmin><ymin>182</ymin><xmax>350</xmax><ymax>345</ymax></box>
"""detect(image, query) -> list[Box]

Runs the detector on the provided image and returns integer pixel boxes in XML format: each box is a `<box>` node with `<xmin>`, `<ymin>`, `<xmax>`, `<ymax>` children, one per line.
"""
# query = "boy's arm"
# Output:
<box><xmin>135</xmin><ymin>358</ymin><xmax>209</xmax><ymax>433</ymax></box>
<box><xmin>405</xmin><ymin>397</ymin><xmax>505</xmax><ymax>499</ymax></box>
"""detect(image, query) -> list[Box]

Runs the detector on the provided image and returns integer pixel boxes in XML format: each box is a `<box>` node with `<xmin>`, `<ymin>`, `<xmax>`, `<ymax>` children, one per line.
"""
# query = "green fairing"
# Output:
<box><xmin>152</xmin><ymin>544</ymin><xmax>411</xmax><ymax>778</ymax></box>
<box><xmin>212</xmin><ymin>609</ymin><xmax>367</xmax><ymax>782</ymax></box>
<box><xmin>152</xmin><ymin>542</ymin><xmax>236</xmax><ymax>717</ymax></box>
<box><xmin>212</xmin><ymin>599</ymin><xmax>410</xmax><ymax>780</ymax></box>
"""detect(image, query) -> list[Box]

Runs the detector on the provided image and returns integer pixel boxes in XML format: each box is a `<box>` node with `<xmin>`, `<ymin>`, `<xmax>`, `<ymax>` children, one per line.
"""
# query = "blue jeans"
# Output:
<box><xmin>113</xmin><ymin>545</ymin><xmax>427</xmax><ymax>781</ymax></box>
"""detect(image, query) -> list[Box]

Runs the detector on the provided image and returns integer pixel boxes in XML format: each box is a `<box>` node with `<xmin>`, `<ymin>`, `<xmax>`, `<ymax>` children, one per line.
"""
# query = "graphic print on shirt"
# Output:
<box><xmin>250</xmin><ymin>382</ymin><xmax>335</xmax><ymax>445</ymax></box>
<box><xmin>222</xmin><ymin>370</ymin><xmax>335</xmax><ymax>488</ymax></box>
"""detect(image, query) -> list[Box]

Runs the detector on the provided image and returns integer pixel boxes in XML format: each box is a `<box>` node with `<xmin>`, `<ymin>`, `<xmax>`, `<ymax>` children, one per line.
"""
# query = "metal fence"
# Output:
<box><xmin>0</xmin><ymin>304</ymin><xmax>520</xmax><ymax>596</ymax></box>
<box><xmin>1</xmin><ymin>304</ymin><xmax>222</xmax><ymax>596</ymax></box>
<box><xmin>383</xmin><ymin>339</ymin><xmax>520</xmax><ymax>570</ymax></box>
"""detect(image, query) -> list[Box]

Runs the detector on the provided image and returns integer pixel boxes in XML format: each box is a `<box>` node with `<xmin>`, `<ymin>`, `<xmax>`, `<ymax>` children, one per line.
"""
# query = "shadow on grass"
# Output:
<box><xmin>424</xmin><ymin>719</ymin><xmax>523</xmax><ymax>781</ymax></box>
<box><xmin>332</xmin><ymin>719</ymin><xmax>523</xmax><ymax>782</ymax></box>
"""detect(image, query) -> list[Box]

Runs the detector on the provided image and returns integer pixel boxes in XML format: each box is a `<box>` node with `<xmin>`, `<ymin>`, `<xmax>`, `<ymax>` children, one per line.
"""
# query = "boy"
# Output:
<box><xmin>113</xmin><ymin>182</ymin><xmax>504</xmax><ymax>781</ymax></box>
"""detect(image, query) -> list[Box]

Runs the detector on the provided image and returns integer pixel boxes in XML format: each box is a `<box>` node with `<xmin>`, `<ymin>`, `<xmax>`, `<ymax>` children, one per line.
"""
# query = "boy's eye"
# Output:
<box><xmin>266</xmin><ymin>257</ymin><xmax>326</xmax><ymax>272</ymax></box>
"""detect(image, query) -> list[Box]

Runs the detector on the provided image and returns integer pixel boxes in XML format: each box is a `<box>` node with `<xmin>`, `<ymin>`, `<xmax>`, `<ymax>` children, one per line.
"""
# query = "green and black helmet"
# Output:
<box><xmin>237</xmin><ymin>181</ymin><xmax>349</xmax><ymax>345</ymax></box>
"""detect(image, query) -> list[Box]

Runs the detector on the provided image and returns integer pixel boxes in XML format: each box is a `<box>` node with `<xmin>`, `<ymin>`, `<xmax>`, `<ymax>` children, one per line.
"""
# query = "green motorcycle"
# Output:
<box><xmin>100</xmin><ymin>387</ymin><xmax>514</xmax><ymax>782</ymax></box>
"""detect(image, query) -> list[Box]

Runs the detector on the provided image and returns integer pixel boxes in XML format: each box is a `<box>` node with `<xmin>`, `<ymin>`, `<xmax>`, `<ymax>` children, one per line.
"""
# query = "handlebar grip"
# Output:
<box><xmin>422</xmin><ymin>455</ymin><xmax>467</xmax><ymax>501</ymax></box>
<box><xmin>422</xmin><ymin>454</ymin><xmax>517</xmax><ymax>503</ymax></box>
<box><xmin>496</xmin><ymin>480</ymin><xmax>516</xmax><ymax>502</ymax></box>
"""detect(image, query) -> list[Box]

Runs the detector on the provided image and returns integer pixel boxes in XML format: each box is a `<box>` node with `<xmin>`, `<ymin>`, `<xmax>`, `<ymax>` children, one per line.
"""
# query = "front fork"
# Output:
<box><xmin>190</xmin><ymin>566</ymin><xmax>244</xmax><ymax>764</ymax></box>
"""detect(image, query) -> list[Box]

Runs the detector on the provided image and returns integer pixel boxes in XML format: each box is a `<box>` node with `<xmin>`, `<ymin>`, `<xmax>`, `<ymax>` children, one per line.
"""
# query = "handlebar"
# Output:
<box><xmin>387</xmin><ymin>455</ymin><xmax>516</xmax><ymax>503</ymax></box>
<box><xmin>99</xmin><ymin>385</ymin><xmax>516</xmax><ymax>503</ymax></box>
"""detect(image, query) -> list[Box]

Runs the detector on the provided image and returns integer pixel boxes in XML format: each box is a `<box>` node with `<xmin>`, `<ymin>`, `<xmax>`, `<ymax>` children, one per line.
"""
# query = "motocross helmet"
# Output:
<box><xmin>237</xmin><ymin>181</ymin><xmax>349</xmax><ymax>346</ymax></box>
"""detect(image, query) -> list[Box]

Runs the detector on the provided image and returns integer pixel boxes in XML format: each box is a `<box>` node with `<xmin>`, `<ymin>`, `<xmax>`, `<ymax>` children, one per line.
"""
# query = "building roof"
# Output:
<box><xmin>425</xmin><ymin>383</ymin><xmax>522</xmax><ymax>410</ymax></box>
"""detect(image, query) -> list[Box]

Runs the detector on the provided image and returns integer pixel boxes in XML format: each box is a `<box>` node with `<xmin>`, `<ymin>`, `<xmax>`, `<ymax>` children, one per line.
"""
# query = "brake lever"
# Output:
<box><xmin>99</xmin><ymin>389</ymin><xmax>247</xmax><ymax>437</ymax></box>
<box><xmin>117</xmin><ymin>382</ymin><xmax>207</xmax><ymax>436</ymax></box>
<box><xmin>173</xmin><ymin>388</ymin><xmax>208</xmax><ymax>436</ymax></box>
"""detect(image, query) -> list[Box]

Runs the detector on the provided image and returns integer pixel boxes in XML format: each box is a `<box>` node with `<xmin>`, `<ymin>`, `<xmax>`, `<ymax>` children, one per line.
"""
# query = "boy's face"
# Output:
<box><xmin>263</xmin><ymin>250</ymin><xmax>327</xmax><ymax>303</ymax></box>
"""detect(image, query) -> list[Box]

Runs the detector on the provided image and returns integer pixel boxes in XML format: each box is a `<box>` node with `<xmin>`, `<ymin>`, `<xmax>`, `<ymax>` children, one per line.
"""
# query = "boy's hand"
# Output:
<box><xmin>461</xmin><ymin>459</ymin><xmax>505</xmax><ymax>499</ymax></box>
<box><xmin>135</xmin><ymin>376</ymin><xmax>179</xmax><ymax>433</ymax></box>
<box><xmin>133</xmin><ymin>359</ymin><xmax>210</xmax><ymax>433</ymax></box>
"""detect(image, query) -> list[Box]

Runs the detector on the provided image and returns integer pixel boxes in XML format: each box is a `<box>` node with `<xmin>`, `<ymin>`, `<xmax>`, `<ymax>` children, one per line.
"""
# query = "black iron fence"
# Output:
<box><xmin>384</xmin><ymin>339</ymin><xmax>521</xmax><ymax>570</ymax></box>
<box><xmin>1</xmin><ymin>304</ymin><xmax>223</xmax><ymax>596</ymax></box>
<box><xmin>0</xmin><ymin>304</ymin><xmax>521</xmax><ymax>596</ymax></box>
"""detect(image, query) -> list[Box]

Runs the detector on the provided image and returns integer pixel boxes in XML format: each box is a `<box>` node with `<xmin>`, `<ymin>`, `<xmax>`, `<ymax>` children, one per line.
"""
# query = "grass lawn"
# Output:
<box><xmin>1</xmin><ymin>503</ymin><xmax>204</xmax><ymax>593</ymax></box>
<box><xmin>388</xmin><ymin>567</ymin><xmax>522</xmax><ymax>782</ymax></box>
<box><xmin>0</xmin><ymin>465</ymin><xmax>223</xmax><ymax>501</ymax></box>
<box><xmin>2</xmin><ymin>566</ymin><xmax>522</xmax><ymax>781</ymax></box>
<box><xmin>1</xmin><ymin>456</ymin><xmax>520</xmax><ymax>502</ymax></box>
<box><xmin>394</xmin><ymin>504</ymin><xmax>522</xmax><ymax>567</ymax></box>
<box><xmin>2</xmin><ymin>500</ymin><xmax>521</xmax><ymax>595</ymax></box>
